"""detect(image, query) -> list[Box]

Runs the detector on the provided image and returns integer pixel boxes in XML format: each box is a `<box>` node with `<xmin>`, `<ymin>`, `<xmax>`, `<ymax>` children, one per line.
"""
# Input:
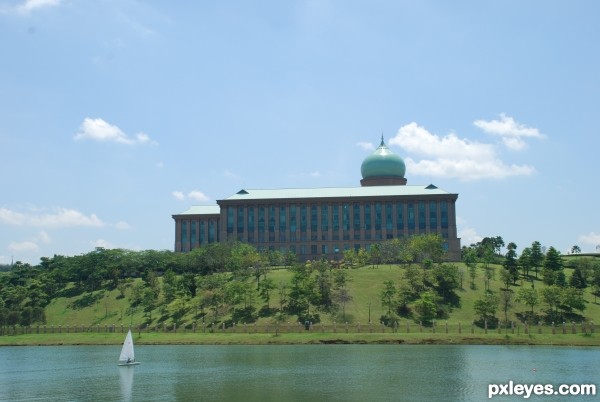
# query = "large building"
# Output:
<box><xmin>173</xmin><ymin>137</ymin><xmax>461</xmax><ymax>260</ymax></box>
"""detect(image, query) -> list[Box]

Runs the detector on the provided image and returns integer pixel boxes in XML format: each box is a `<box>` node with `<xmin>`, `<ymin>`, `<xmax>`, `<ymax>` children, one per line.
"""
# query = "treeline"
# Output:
<box><xmin>0</xmin><ymin>234</ymin><xmax>448</xmax><ymax>328</ymax></box>
<box><xmin>463</xmin><ymin>238</ymin><xmax>600</xmax><ymax>327</ymax></box>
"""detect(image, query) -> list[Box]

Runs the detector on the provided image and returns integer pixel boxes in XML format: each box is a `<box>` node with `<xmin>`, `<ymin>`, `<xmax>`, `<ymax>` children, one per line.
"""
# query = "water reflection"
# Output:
<box><xmin>119</xmin><ymin>366</ymin><xmax>134</xmax><ymax>401</ymax></box>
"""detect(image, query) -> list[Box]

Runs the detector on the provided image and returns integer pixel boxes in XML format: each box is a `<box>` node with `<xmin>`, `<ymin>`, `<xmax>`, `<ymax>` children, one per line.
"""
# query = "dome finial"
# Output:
<box><xmin>380</xmin><ymin>132</ymin><xmax>385</xmax><ymax>146</ymax></box>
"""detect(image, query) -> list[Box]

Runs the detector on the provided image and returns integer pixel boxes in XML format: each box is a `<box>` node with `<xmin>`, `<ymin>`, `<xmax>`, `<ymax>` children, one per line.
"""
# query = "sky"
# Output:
<box><xmin>1</xmin><ymin>0</ymin><xmax>599</xmax><ymax>265</ymax></box>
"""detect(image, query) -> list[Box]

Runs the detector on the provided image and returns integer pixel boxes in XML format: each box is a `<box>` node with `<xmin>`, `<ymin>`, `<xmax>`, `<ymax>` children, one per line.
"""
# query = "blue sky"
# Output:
<box><xmin>1</xmin><ymin>0</ymin><xmax>599</xmax><ymax>265</ymax></box>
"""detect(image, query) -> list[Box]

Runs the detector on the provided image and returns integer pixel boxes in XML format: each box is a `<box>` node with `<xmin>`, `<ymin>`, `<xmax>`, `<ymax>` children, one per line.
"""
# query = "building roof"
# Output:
<box><xmin>174</xmin><ymin>205</ymin><xmax>220</xmax><ymax>216</ymax></box>
<box><xmin>220</xmin><ymin>184</ymin><xmax>455</xmax><ymax>202</ymax></box>
<box><xmin>360</xmin><ymin>137</ymin><xmax>406</xmax><ymax>179</ymax></box>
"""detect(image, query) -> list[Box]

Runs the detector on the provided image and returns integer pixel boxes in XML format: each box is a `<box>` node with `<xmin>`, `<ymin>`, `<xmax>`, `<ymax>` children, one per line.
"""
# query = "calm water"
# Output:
<box><xmin>0</xmin><ymin>345</ymin><xmax>598</xmax><ymax>401</ymax></box>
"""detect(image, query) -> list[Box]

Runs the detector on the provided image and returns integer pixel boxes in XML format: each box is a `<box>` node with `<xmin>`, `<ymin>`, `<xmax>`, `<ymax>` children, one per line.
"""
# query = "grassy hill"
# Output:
<box><xmin>41</xmin><ymin>262</ymin><xmax>600</xmax><ymax>331</ymax></box>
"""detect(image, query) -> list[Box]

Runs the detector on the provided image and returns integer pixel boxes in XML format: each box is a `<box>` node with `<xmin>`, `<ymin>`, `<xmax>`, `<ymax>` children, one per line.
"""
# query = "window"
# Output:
<box><xmin>208</xmin><ymin>220</ymin><xmax>215</xmax><ymax>243</ymax></box>
<box><xmin>300</xmin><ymin>204</ymin><xmax>307</xmax><ymax>232</ymax></box>
<box><xmin>247</xmin><ymin>207</ymin><xmax>254</xmax><ymax>232</ymax></box>
<box><xmin>396</xmin><ymin>202</ymin><xmax>404</xmax><ymax>230</ymax></box>
<box><xmin>332</xmin><ymin>204</ymin><xmax>339</xmax><ymax>231</ymax></box>
<box><xmin>237</xmin><ymin>207</ymin><xmax>244</xmax><ymax>234</ymax></box>
<box><xmin>418</xmin><ymin>201</ymin><xmax>426</xmax><ymax>230</ymax></box>
<box><xmin>441</xmin><ymin>201</ymin><xmax>448</xmax><ymax>229</ymax></box>
<box><xmin>279</xmin><ymin>205</ymin><xmax>287</xmax><ymax>233</ymax></box>
<box><xmin>181</xmin><ymin>221</ymin><xmax>187</xmax><ymax>244</ymax></box>
<box><xmin>353</xmin><ymin>203</ymin><xmax>361</xmax><ymax>231</ymax></box>
<box><xmin>429</xmin><ymin>201</ymin><xmax>437</xmax><ymax>229</ymax></box>
<box><xmin>408</xmin><ymin>203</ymin><xmax>415</xmax><ymax>230</ymax></box>
<box><xmin>258</xmin><ymin>207</ymin><xmax>265</xmax><ymax>233</ymax></box>
<box><xmin>375</xmin><ymin>202</ymin><xmax>382</xmax><ymax>230</ymax></box>
<box><xmin>364</xmin><ymin>203</ymin><xmax>371</xmax><ymax>230</ymax></box>
<box><xmin>385</xmin><ymin>203</ymin><xmax>393</xmax><ymax>231</ymax></box>
<box><xmin>199</xmin><ymin>221</ymin><xmax>205</xmax><ymax>245</ymax></box>
<box><xmin>191</xmin><ymin>221</ymin><xmax>196</xmax><ymax>245</ymax></box>
<box><xmin>268</xmin><ymin>205</ymin><xmax>276</xmax><ymax>233</ymax></box>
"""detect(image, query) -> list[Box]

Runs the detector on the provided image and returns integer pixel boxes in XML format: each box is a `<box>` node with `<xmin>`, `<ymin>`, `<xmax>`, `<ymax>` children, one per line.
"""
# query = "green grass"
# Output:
<box><xmin>10</xmin><ymin>262</ymin><xmax>600</xmax><ymax>346</ymax></box>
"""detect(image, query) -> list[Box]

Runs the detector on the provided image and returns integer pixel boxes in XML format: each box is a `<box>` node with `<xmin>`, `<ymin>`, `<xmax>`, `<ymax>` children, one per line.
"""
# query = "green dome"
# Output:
<box><xmin>360</xmin><ymin>137</ymin><xmax>406</xmax><ymax>179</ymax></box>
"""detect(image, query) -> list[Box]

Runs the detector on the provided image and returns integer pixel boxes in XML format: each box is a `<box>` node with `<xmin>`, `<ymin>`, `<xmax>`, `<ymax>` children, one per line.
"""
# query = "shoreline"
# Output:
<box><xmin>1</xmin><ymin>332</ymin><xmax>598</xmax><ymax>347</ymax></box>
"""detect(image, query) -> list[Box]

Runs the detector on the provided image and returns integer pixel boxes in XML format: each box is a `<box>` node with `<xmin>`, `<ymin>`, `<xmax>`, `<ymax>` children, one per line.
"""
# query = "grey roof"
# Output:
<box><xmin>221</xmin><ymin>185</ymin><xmax>455</xmax><ymax>202</ymax></box>
<box><xmin>175</xmin><ymin>205</ymin><xmax>220</xmax><ymax>216</ymax></box>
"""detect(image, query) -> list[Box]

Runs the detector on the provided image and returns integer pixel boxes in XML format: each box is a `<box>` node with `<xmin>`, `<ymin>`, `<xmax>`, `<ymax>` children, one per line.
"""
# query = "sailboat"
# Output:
<box><xmin>118</xmin><ymin>329</ymin><xmax>140</xmax><ymax>366</ymax></box>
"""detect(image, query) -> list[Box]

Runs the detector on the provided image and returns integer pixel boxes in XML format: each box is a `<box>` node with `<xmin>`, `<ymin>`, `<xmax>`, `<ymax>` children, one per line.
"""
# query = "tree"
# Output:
<box><xmin>516</xmin><ymin>287</ymin><xmax>539</xmax><ymax>314</ymax></box>
<box><xmin>541</xmin><ymin>285</ymin><xmax>562</xmax><ymax>315</ymax></box>
<box><xmin>542</xmin><ymin>247</ymin><xmax>563</xmax><ymax>286</ymax></box>
<box><xmin>334</xmin><ymin>288</ymin><xmax>353</xmax><ymax>322</ymax></box>
<box><xmin>503</xmin><ymin>242</ymin><xmax>519</xmax><ymax>285</ymax></box>
<box><xmin>499</xmin><ymin>290</ymin><xmax>513</xmax><ymax>331</ymax></box>
<box><xmin>414</xmin><ymin>291</ymin><xmax>438</xmax><ymax>324</ymax></box>
<box><xmin>569</xmin><ymin>267</ymin><xmax>587</xmax><ymax>289</ymax></box>
<box><xmin>530</xmin><ymin>241</ymin><xmax>544</xmax><ymax>279</ymax></box>
<box><xmin>474</xmin><ymin>293</ymin><xmax>499</xmax><ymax>326</ymax></box>
<box><xmin>258</xmin><ymin>277</ymin><xmax>276</xmax><ymax>309</ymax></box>
<box><xmin>560</xmin><ymin>286</ymin><xmax>585</xmax><ymax>313</ymax></box>
<box><xmin>463</xmin><ymin>248</ymin><xmax>478</xmax><ymax>289</ymax></box>
<box><xmin>380</xmin><ymin>280</ymin><xmax>397</xmax><ymax>314</ymax></box>
<box><xmin>518</xmin><ymin>247</ymin><xmax>532</xmax><ymax>278</ymax></box>
<box><xmin>571</xmin><ymin>245</ymin><xmax>581</xmax><ymax>254</ymax></box>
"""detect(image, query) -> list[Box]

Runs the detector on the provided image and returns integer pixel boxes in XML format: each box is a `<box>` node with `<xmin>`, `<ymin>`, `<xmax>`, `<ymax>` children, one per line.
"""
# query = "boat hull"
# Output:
<box><xmin>118</xmin><ymin>362</ymin><xmax>141</xmax><ymax>366</ymax></box>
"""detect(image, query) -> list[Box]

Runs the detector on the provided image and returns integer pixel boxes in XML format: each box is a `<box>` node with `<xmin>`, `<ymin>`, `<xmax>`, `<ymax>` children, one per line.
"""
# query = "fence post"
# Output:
<box><xmin>572</xmin><ymin>322</ymin><xmax>576</xmax><ymax>334</ymax></box>
<box><xmin>552</xmin><ymin>322</ymin><xmax>555</xmax><ymax>335</ymax></box>
<box><xmin>458</xmin><ymin>322</ymin><xmax>461</xmax><ymax>334</ymax></box>
<box><xmin>484</xmin><ymin>320</ymin><xmax>487</xmax><ymax>334</ymax></box>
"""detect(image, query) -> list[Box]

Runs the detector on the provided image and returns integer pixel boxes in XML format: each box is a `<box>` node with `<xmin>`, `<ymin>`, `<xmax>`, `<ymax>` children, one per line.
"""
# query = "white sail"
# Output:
<box><xmin>119</xmin><ymin>329</ymin><xmax>135</xmax><ymax>363</ymax></box>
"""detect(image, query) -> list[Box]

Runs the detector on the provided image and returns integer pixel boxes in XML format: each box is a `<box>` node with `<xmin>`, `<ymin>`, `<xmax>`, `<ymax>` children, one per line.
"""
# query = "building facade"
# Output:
<box><xmin>172</xmin><ymin>138</ymin><xmax>461</xmax><ymax>260</ymax></box>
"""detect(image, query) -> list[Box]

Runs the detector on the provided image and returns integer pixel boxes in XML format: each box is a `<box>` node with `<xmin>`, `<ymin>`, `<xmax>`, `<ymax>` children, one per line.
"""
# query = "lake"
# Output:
<box><xmin>0</xmin><ymin>345</ymin><xmax>597</xmax><ymax>401</ymax></box>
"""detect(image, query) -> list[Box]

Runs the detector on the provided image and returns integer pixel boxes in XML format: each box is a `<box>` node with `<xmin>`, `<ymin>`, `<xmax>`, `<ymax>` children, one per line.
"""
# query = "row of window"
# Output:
<box><xmin>226</xmin><ymin>201</ymin><xmax>449</xmax><ymax>235</ymax></box>
<box><xmin>179</xmin><ymin>200</ymin><xmax>452</xmax><ymax>251</ymax></box>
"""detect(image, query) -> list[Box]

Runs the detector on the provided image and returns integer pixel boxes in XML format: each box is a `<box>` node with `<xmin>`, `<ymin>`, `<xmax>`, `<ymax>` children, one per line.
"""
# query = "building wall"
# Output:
<box><xmin>174</xmin><ymin>194</ymin><xmax>460</xmax><ymax>261</ymax></box>
<box><xmin>173</xmin><ymin>213</ymin><xmax>220</xmax><ymax>252</ymax></box>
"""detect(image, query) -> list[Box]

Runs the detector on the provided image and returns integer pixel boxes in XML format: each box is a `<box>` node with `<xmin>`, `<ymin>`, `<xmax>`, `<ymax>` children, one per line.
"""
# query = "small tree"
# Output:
<box><xmin>516</xmin><ymin>287</ymin><xmax>539</xmax><ymax>314</ymax></box>
<box><xmin>503</xmin><ymin>242</ymin><xmax>519</xmax><ymax>284</ymax></box>
<box><xmin>414</xmin><ymin>291</ymin><xmax>438</xmax><ymax>324</ymax></box>
<box><xmin>499</xmin><ymin>290</ymin><xmax>513</xmax><ymax>331</ymax></box>
<box><xmin>380</xmin><ymin>280</ymin><xmax>397</xmax><ymax>314</ymax></box>
<box><xmin>474</xmin><ymin>292</ymin><xmax>499</xmax><ymax>327</ymax></box>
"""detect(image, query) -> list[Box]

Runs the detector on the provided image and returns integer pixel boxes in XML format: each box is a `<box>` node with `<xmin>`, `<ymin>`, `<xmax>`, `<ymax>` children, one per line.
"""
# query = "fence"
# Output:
<box><xmin>0</xmin><ymin>320</ymin><xmax>596</xmax><ymax>337</ymax></box>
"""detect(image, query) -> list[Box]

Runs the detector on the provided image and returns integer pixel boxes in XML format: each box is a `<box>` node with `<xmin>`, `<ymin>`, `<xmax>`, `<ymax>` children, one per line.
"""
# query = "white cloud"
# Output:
<box><xmin>172</xmin><ymin>190</ymin><xmax>211</xmax><ymax>202</ymax></box>
<box><xmin>458</xmin><ymin>227</ymin><xmax>483</xmax><ymax>247</ymax></box>
<box><xmin>8</xmin><ymin>240</ymin><xmax>39</xmax><ymax>252</ymax></box>
<box><xmin>578</xmin><ymin>232</ymin><xmax>600</xmax><ymax>247</ymax></box>
<box><xmin>474</xmin><ymin>114</ymin><xmax>545</xmax><ymax>150</ymax></box>
<box><xmin>356</xmin><ymin>142</ymin><xmax>374</xmax><ymax>151</ymax></box>
<box><xmin>14</xmin><ymin>0</ymin><xmax>61</xmax><ymax>14</ymax></box>
<box><xmin>115</xmin><ymin>221</ymin><xmax>131</xmax><ymax>230</ymax></box>
<box><xmin>35</xmin><ymin>231</ymin><xmax>52</xmax><ymax>244</ymax></box>
<box><xmin>188</xmin><ymin>190</ymin><xmax>210</xmax><ymax>202</ymax></box>
<box><xmin>172</xmin><ymin>191</ymin><xmax>185</xmax><ymax>200</ymax></box>
<box><xmin>0</xmin><ymin>207</ymin><xmax>104</xmax><ymax>228</ymax></box>
<box><xmin>74</xmin><ymin>118</ymin><xmax>156</xmax><ymax>145</ymax></box>
<box><xmin>7</xmin><ymin>231</ymin><xmax>51</xmax><ymax>254</ymax></box>
<box><xmin>389</xmin><ymin>122</ymin><xmax>535</xmax><ymax>181</ymax></box>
